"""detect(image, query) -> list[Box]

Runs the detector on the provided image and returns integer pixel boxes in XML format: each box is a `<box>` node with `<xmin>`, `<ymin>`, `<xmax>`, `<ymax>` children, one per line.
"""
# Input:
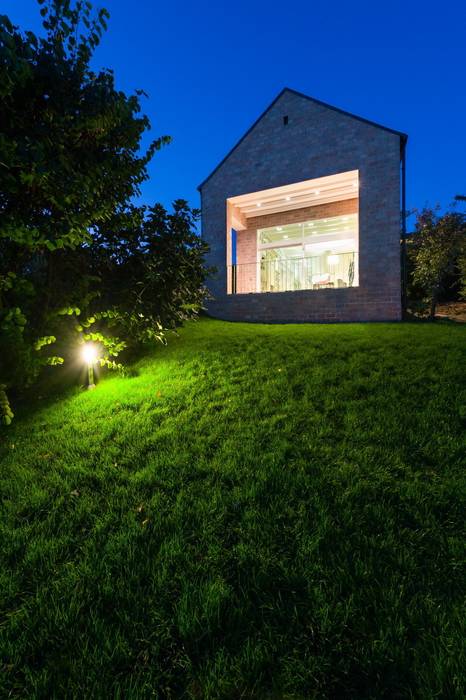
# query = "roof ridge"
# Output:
<box><xmin>282</xmin><ymin>87</ymin><xmax>408</xmax><ymax>140</ymax></box>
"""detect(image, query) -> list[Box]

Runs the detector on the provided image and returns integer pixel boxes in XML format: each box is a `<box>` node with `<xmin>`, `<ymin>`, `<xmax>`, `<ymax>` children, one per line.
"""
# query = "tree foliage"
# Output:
<box><xmin>0</xmin><ymin>1</ymin><xmax>210</xmax><ymax>424</ymax></box>
<box><xmin>0</xmin><ymin>1</ymin><xmax>169</xmax><ymax>253</ymax></box>
<box><xmin>91</xmin><ymin>201</ymin><xmax>212</xmax><ymax>339</ymax></box>
<box><xmin>409</xmin><ymin>206</ymin><xmax>466</xmax><ymax>318</ymax></box>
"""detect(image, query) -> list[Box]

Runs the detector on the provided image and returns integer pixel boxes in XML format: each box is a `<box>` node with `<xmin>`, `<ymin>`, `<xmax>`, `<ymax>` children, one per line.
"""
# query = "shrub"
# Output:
<box><xmin>408</xmin><ymin>206</ymin><xmax>466</xmax><ymax>318</ymax></box>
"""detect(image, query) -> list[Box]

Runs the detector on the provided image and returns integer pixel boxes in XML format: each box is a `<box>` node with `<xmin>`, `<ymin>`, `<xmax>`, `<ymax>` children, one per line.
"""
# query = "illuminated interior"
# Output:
<box><xmin>226</xmin><ymin>170</ymin><xmax>359</xmax><ymax>294</ymax></box>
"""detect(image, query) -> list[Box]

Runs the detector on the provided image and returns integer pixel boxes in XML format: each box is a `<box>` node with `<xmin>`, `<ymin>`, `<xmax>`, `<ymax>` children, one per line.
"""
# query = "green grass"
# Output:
<box><xmin>1</xmin><ymin>318</ymin><xmax>465</xmax><ymax>698</ymax></box>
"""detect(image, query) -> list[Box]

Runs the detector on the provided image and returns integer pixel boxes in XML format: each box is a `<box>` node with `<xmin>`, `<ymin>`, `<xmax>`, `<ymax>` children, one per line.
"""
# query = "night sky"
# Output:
<box><xmin>3</xmin><ymin>0</ymin><xmax>466</xmax><ymax>219</ymax></box>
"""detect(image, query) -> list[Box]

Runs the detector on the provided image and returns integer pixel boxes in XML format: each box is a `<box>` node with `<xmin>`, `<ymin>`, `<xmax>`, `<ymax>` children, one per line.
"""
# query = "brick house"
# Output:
<box><xmin>198</xmin><ymin>88</ymin><xmax>407</xmax><ymax>323</ymax></box>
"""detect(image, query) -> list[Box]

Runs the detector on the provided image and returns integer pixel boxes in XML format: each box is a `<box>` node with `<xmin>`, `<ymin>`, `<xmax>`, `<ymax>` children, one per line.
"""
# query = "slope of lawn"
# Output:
<box><xmin>1</xmin><ymin>318</ymin><xmax>465</xmax><ymax>698</ymax></box>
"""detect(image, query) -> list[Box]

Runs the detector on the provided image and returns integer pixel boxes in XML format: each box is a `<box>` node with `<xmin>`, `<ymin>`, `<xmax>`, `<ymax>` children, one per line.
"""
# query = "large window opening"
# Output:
<box><xmin>226</xmin><ymin>170</ymin><xmax>359</xmax><ymax>294</ymax></box>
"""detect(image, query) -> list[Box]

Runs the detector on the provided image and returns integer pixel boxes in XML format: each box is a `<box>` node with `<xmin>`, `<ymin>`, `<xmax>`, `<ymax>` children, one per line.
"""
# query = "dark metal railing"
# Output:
<box><xmin>228</xmin><ymin>252</ymin><xmax>357</xmax><ymax>295</ymax></box>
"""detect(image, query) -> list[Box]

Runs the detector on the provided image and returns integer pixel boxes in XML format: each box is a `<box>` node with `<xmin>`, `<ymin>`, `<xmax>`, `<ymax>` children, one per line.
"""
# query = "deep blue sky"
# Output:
<box><xmin>4</xmin><ymin>0</ymin><xmax>466</xmax><ymax>216</ymax></box>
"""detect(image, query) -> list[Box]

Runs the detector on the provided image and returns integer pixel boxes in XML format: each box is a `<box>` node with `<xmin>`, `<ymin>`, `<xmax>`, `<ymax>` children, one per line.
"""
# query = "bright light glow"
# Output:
<box><xmin>284</xmin><ymin>235</ymin><xmax>289</xmax><ymax>239</ymax></box>
<box><xmin>285</xmin><ymin>196</ymin><xmax>291</xmax><ymax>201</ymax></box>
<box><xmin>82</xmin><ymin>343</ymin><xmax>98</xmax><ymax>364</ymax></box>
<box><xmin>314</xmin><ymin>190</ymin><xmax>320</xmax><ymax>195</ymax></box>
<box><xmin>327</xmin><ymin>254</ymin><xmax>339</xmax><ymax>266</ymax></box>
<box><xmin>257</xmin><ymin>202</ymin><xmax>262</xmax><ymax>207</ymax></box>
<box><xmin>277</xmin><ymin>226</ymin><xmax>283</xmax><ymax>231</ymax></box>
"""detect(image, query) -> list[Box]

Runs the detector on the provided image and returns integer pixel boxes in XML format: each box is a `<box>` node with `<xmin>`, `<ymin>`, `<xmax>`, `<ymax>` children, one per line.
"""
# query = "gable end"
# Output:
<box><xmin>198</xmin><ymin>87</ymin><xmax>408</xmax><ymax>191</ymax></box>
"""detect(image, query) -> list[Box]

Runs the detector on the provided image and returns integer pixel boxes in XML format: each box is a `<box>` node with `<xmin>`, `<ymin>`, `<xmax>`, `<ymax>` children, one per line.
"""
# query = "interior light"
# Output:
<box><xmin>352</xmin><ymin>183</ymin><xmax>358</xmax><ymax>189</ymax></box>
<box><xmin>308</xmin><ymin>223</ymin><xmax>314</xmax><ymax>227</ymax></box>
<box><xmin>277</xmin><ymin>226</ymin><xmax>283</xmax><ymax>231</ymax></box>
<box><xmin>285</xmin><ymin>196</ymin><xmax>291</xmax><ymax>201</ymax></box>
<box><xmin>284</xmin><ymin>235</ymin><xmax>289</xmax><ymax>239</ymax></box>
<box><xmin>314</xmin><ymin>190</ymin><xmax>320</xmax><ymax>195</ymax></box>
<box><xmin>257</xmin><ymin>202</ymin><xmax>262</xmax><ymax>207</ymax></box>
<box><xmin>327</xmin><ymin>254</ymin><xmax>339</xmax><ymax>266</ymax></box>
<box><xmin>344</xmin><ymin>226</ymin><xmax>349</xmax><ymax>230</ymax></box>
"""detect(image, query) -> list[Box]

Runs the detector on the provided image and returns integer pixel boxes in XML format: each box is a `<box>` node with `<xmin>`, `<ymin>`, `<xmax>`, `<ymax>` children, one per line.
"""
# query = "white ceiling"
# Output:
<box><xmin>228</xmin><ymin>170</ymin><xmax>359</xmax><ymax>218</ymax></box>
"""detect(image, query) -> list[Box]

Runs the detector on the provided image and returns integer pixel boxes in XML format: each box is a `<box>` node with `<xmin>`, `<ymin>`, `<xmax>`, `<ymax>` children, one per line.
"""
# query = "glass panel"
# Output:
<box><xmin>261</xmin><ymin>246</ymin><xmax>302</xmax><ymax>261</ymax></box>
<box><xmin>258</xmin><ymin>214</ymin><xmax>358</xmax><ymax>249</ymax></box>
<box><xmin>258</xmin><ymin>252</ymin><xmax>356</xmax><ymax>293</ymax></box>
<box><xmin>260</xmin><ymin>246</ymin><xmax>302</xmax><ymax>291</ymax></box>
<box><xmin>302</xmin><ymin>214</ymin><xmax>357</xmax><ymax>240</ymax></box>
<box><xmin>258</xmin><ymin>222</ymin><xmax>302</xmax><ymax>245</ymax></box>
<box><xmin>254</xmin><ymin>212</ymin><xmax>358</xmax><ymax>293</ymax></box>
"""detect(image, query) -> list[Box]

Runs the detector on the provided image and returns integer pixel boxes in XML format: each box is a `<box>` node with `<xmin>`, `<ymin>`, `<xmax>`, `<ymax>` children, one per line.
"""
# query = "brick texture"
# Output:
<box><xmin>200</xmin><ymin>90</ymin><xmax>403</xmax><ymax>323</ymax></box>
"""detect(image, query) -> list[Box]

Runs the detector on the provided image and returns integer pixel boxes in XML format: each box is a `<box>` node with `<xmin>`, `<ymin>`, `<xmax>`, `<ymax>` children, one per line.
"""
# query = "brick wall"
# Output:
<box><xmin>200</xmin><ymin>89</ymin><xmax>403</xmax><ymax>323</ymax></box>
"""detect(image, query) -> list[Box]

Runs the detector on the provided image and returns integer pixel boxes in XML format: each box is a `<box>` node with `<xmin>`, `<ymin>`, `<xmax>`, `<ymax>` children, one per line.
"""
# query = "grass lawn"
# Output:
<box><xmin>1</xmin><ymin>318</ymin><xmax>465</xmax><ymax>698</ymax></box>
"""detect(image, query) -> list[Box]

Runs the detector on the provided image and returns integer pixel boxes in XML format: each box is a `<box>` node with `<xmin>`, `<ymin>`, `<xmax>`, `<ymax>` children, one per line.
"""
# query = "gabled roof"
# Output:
<box><xmin>198</xmin><ymin>87</ymin><xmax>408</xmax><ymax>191</ymax></box>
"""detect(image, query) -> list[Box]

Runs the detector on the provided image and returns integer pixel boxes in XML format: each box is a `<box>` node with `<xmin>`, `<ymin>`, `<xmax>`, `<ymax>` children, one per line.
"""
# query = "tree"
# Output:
<box><xmin>90</xmin><ymin>201</ymin><xmax>212</xmax><ymax>341</ymax></box>
<box><xmin>44</xmin><ymin>201</ymin><xmax>212</xmax><ymax>363</ymax></box>
<box><xmin>0</xmin><ymin>2</ymin><xmax>169</xmax><ymax>254</ymax></box>
<box><xmin>454</xmin><ymin>197</ymin><xmax>466</xmax><ymax>300</ymax></box>
<box><xmin>410</xmin><ymin>207</ymin><xmax>466</xmax><ymax>318</ymax></box>
<box><xmin>0</xmin><ymin>1</ymin><xmax>210</xmax><ymax>424</ymax></box>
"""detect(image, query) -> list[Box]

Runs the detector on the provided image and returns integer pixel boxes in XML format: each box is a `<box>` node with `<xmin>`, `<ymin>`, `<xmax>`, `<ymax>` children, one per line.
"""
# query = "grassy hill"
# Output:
<box><xmin>1</xmin><ymin>318</ymin><xmax>465</xmax><ymax>698</ymax></box>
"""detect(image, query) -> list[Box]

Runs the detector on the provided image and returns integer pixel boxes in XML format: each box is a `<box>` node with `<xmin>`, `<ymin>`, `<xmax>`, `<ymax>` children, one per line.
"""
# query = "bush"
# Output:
<box><xmin>407</xmin><ymin>206</ymin><xmax>466</xmax><ymax>318</ymax></box>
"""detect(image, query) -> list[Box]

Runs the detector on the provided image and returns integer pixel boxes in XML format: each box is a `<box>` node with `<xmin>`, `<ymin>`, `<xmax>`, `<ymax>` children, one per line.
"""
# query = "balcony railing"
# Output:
<box><xmin>228</xmin><ymin>252</ymin><xmax>357</xmax><ymax>295</ymax></box>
